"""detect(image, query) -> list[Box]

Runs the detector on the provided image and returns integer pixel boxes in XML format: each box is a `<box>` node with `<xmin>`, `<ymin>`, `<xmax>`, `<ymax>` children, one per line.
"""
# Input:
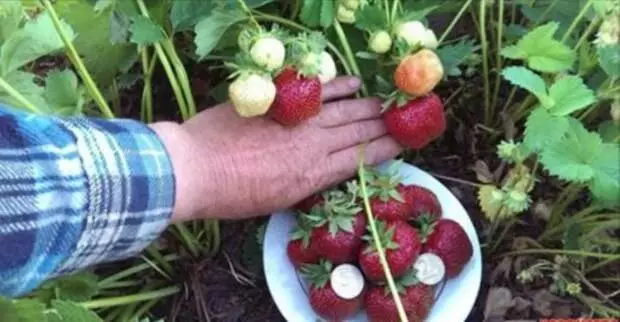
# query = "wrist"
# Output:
<box><xmin>149</xmin><ymin>121</ymin><xmax>210</xmax><ymax>223</ymax></box>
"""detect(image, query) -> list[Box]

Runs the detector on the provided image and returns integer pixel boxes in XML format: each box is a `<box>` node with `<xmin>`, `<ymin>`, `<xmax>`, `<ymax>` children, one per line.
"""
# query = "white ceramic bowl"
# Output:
<box><xmin>263</xmin><ymin>160</ymin><xmax>482</xmax><ymax>321</ymax></box>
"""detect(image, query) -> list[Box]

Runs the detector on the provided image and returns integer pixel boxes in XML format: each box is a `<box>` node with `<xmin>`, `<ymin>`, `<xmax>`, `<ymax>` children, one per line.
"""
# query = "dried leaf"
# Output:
<box><xmin>532</xmin><ymin>289</ymin><xmax>572</xmax><ymax>317</ymax></box>
<box><xmin>490</xmin><ymin>257</ymin><xmax>513</xmax><ymax>285</ymax></box>
<box><xmin>532</xmin><ymin>200</ymin><xmax>552</xmax><ymax>221</ymax></box>
<box><xmin>472</xmin><ymin>160</ymin><xmax>495</xmax><ymax>183</ymax></box>
<box><xmin>484</xmin><ymin>287</ymin><xmax>516</xmax><ymax>321</ymax></box>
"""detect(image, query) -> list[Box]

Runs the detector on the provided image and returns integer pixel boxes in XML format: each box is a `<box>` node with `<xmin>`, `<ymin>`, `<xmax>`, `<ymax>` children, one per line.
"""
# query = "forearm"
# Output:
<box><xmin>0</xmin><ymin>106</ymin><xmax>175</xmax><ymax>297</ymax></box>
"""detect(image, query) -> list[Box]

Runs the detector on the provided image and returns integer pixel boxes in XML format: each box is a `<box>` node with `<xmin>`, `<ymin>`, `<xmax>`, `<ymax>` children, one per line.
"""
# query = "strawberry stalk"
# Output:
<box><xmin>357</xmin><ymin>146</ymin><xmax>409</xmax><ymax>322</ymax></box>
<box><xmin>333</xmin><ymin>20</ymin><xmax>368</xmax><ymax>96</ymax></box>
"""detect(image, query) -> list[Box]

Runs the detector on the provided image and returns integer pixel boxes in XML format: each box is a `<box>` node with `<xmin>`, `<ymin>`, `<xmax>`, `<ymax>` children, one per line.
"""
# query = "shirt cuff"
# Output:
<box><xmin>52</xmin><ymin>117</ymin><xmax>175</xmax><ymax>276</ymax></box>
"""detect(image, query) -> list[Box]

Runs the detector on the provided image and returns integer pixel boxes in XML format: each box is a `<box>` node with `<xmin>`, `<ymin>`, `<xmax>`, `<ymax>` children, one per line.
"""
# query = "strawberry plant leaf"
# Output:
<box><xmin>194</xmin><ymin>8</ymin><xmax>245</xmax><ymax>59</ymax></box>
<box><xmin>44</xmin><ymin>69</ymin><xmax>83</xmax><ymax>116</ymax></box>
<box><xmin>588</xmin><ymin>143</ymin><xmax>620</xmax><ymax>207</ymax></box>
<box><xmin>503</xmin><ymin>23</ymin><xmax>528</xmax><ymax>42</ymax></box>
<box><xmin>354</xmin><ymin>4</ymin><xmax>387</xmax><ymax>32</ymax></box>
<box><xmin>93</xmin><ymin>0</ymin><xmax>114</xmax><ymax>12</ymax></box>
<box><xmin>0</xmin><ymin>297</ymin><xmax>46</xmax><ymax>322</ymax></box>
<box><xmin>129</xmin><ymin>16</ymin><xmax>164</xmax><ymax>45</ymax></box>
<box><xmin>436</xmin><ymin>38</ymin><xmax>477</xmax><ymax>78</ymax></box>
<box><xmin>503</xmin><ymin>21</ymin><xmax>575</xmax><ymax>73</ymax></box>
<box><xmin>397</xmin><ymin>5</ymin><xmax>438</xmax><ymax>22</ymax></box>
<box><xmin>523</xmin><ymin>106</ymin><xmax>569</xmax><ymax>152</ymax></box>
<box><xmin>0</xmin><ymin>11</ymin><xmax>74</xmax><ymax>75</ymax></box>
<box><xmin>51</xmin><ymin>300</ymin><xmax>103</xmax><ymax>322</ymax></box>
<box><xmin>598</xmin><ymin>120</ymin><xmax>620</xmax><ymax>143</ymax></box>
<box><xmin>501</xmin><ymin>66</ymin><xmax>552</xmax><ymax>107</ymax></box>
<box><xmin>0</xmin><ymin>71</ymin><xmax>51</xmax><ymax>113</ymax></box>
<box><xmin>597</xmin><ymin>44</ymin><xmax>620</xmax><ymax>77</ymax></box>
<box><xmin>300</xmin><ymin>0</ymin><xmax>335</xmax><ymax>29</ymax></box>
<box><xmin>0</xmin><ymin>1</ymin><xmax>23</xmax><ymax>45</ymax></box>
<box><xmin>540</xmin><ymin>119</ymin><xmax>601</xmax><ymax>182</ymax></box>
<box><xmin>170</xmin><ymin>0</ymin><xmax>214</xmax><ymax>32</ymax></box>
<box><xmin>547</xmin><ymin>75</ymin><xmax>596</xmax><ymax>116</ymax></box>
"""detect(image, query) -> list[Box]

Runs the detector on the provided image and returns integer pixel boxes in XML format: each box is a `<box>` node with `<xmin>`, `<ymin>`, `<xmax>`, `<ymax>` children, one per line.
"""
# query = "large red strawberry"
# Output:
<box><xmin>364</xmin><ymin>268</ymin><xmax>434</xmax><ymax>322</ymax></box>
<box><xmin>358</xmin><ymin>220</ymin><xmax>422</xmax><ymax>281</ymax></box>
<box><xmin>363</xmin><ymin>162</ymin><xmax>412</xmax><ymax>221</ymax></box>
<box><xmin>382</xmin><ymin>92</ymin><xmax>446</xmax><ymax>150</ymax></box>
<box><xmin>269</xmin><ymin>66</ymin><xmax>322</xmax><ymax>125</ymax></box>
<box><xmin>402</xmin><ymin>184</ymin><xmax>442</xmax><ymax>220</ymax></box>
<box><xmin>301</xmin><ymin>260</ymin><xmax>364</xmax><ymax>321</ymax></box>
<box><xmin>422</xmin><ymin>218</ymin><xmax>472</xmax><ymax>278</ymax></box>
<box><xmin>287</xmin><ymin>214</ymin><xmax>320</xmax><ymax>269</ymax></box>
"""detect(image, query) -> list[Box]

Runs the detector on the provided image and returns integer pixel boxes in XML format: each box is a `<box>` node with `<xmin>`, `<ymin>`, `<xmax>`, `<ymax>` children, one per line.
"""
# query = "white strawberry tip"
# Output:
<box><xmin>413</xmin><ymin>253</ymin><xmax>445</xmax><ymax>285</ymax></box>
<box><xmin>330</xmin><ymin>263</ymin><xmax>365</xmax><ymax>299</ymax></box>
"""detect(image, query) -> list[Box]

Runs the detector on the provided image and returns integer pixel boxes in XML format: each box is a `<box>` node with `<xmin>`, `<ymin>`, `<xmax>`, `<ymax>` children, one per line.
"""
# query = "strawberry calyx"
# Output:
<box><xmin>306</xmin><ymin>188</ymin><xmax>363</xmax><ymax>237</ymax></box>
<box><xmin>287</xmin><ymin>31</ymin><xmax>328</xmax><ymax>78</ymax></box>
<box><xmin>237</xmin><ymin>23</ymin><xmax>289</xmax><ymax>54</ymax></box>
<box><xmin>290</xmin><ymin>213</ymin><xmax>315</xmax><ymax>249</ymax></box>
<box><xmin>383</xmin><ymin>265</ymin><xmax>420</xmax><ymax>295</ymax></box>
<box><xmin>380</xmin><ymin>89</ymin><xmax>413</xmax><ymax>112</ymax></box>
<box><xmin>224</xmin><ymin>52</ymin><xmax>272</xmax><ymax>80</ymax></box>
<box><xmin>416</xmin><ymin>215</ymin><xmax>437</xmax><ymax>243</ymax></box>
<box><xmin>300</xmin><ymin>259</ymin><xmax>333</xmax><ymax>289</ymax></box>
<box><xmin>362</xmin><ymin>160</ymin><xmax>405</xmax><ymax>203</ymax></box>
<box><xmin>362</xmin><ymin>220</ymin><xmax>399</xmax><ymax>253</ymax></box>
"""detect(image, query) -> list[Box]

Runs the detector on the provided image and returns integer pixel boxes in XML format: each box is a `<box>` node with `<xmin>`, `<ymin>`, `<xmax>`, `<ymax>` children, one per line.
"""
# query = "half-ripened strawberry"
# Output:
<box><xmin>301</xmin><ymin>260</ymin><xmax>364</xmax><ymax>321</ymax></box>
<box><xmin>422</xmin><ymin>218</ymin><xmax>473</xmax><ymax>278</ymax></box>
<box><xmin>358</xmin><ymin>220</ymin><xmax>422</xmax><ymax>281</ymax></box>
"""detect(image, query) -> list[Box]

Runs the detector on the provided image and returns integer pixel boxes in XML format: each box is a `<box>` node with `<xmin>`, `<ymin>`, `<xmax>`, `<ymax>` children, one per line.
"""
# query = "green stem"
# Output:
<box><xmin>0</xmin><ymin>77</ymin><xmax>41</xmax><ymax>114</ymax></box>
<box><xmin>538</xmin><ymin>205</ymin><xmax>605</xmax><ymax>241</ymax></box>
<box><xmin>390</xmin><ymin>0</ymin><xmax>399</xmax><ymax>24</ymax></box>
<box><xmin>127</xmin><ymin>298</ymin><xmax>159</xmax><ymax>321</ymax></box>
<box><xmin>82</xmin><ymin>286</ymin><xmax>180</xmax><ymax>309</ymax></box>
<box><xmin>587</xmin><ymin>258</ymin><xmax>620</xmax><ymax>274</ymax></box>
<box><xmin>358</xmin><ymin>151</ymin><xmax>408</xmax><ymax>322</ymax></box>
<box><xmin>438</xmin><ymin>0</ymin><xmax>473</xmax><ymax>45</ymax></box>
<box><xmin>561</xmin><ymin>0</ymin><xmax>594</xmax><ymax>43</ymax></box>
<box><xmin>253</xmin><ymin>12</ymin><xmax>352</xmax><ymax>76</ymax></box>
<box><xmin>174</xmin><ymin>223</ymin><xmax>202</xmax><ymax>257</ymax></box>
<box><xmin>162</xmin><ymin>39</ymin><xmax>197</xmax><ymax>116</ymax></box>
<box><xmin>574</xmin><ymin>16</ymin><xmax>601</xmax><ymax>50</ymax></box>
<box><xmin>531</xmin><ymin>0</ymin><xmax>559</xmax><ymax>26</ymax></box>
<box><xmin>140</xmin><ymin>47</ymin><xmax>156</xmax><ymax>123</ymax></box>
<box><xmin>547</xmin><ymin>183</ymin><xmax>583</xmax><ymax>228</ymax></box>
<box><xmin>209</xmin><ymin>219</ymin><xmax>221</xmax><ymax>254</ymax></box>
<box><xmin>41</xmin><ymin>0</ymin><xmax>114</xmax><ymax>118</ymax></box>
<box><xmin>491</xmin><ymin>0</ymin><xmax>505</xmax><ymax>110</ymax></box>
<box><xmin>98</xmin><ymin>254</ymin><xmax>180</xmax><ymax>287</ymax></box>
<box><xmin>144</xmin><ymin>246</ymin><xmax>175</xmax><ymax>278</ymax></box>
<box><xmin>490</xmin><ymin>218</ymin><xmax>516</xmax><ymax>253</ymax></box>
<box><xmin>333</xmin><ymin>20</ymin><xmax>368</xmax><ymax>96</ymax></box>
<box><xmin>479</xmin><ymin>0</ymin><xmax>492</xmax><ymax>126</ymax></box>
<box><xmin>99</xmin><ymin>280</ymin><xmax>143</xmax><ymax>289</ymax></box>
<box><xmin>501</xmin><ymin>249</ymin><xmax>620</xmax><ymax>260</ymax></box>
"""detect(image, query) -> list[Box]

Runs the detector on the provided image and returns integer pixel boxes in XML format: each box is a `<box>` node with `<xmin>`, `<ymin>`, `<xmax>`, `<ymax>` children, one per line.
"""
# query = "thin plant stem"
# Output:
<box><xmin>333</xmin><ymin>20</ymin><xmax>369</xmax><ymax>96</ymax></box>
<box><xmin>162</xmin><ymin>39</ymin><xmax>197</xmax><ymax>116</ymax></box>
<box><xmin>510</xmin><ymin>0</ymin><xmax>516</xmax><ymax>24</ymax></box>
<box><xmin>574</xmin><ymin>16</ymin><xmax>601</xmax><ymax>50</ymax></box>
<box><xmin>144</xmin><ymin>246</ymin><xmax>175</xmax><ymax>278</ymax></box>
<box><xmin>438</xmin><ymin>0</ymin><xmax>473</xmax><ymax>45</ymax></box>
<box><xmin>587</xmin><ymin>257</ymin><xmax>620</xmax><ymax>274</ymax></box>
<box><xmin>479</xmin><ymin>0</ymin><xmax>492</xmax><ymax>125</ymax></box>
<box><xmin>491</xmin><ymin>0</ymin><xmax>505</xmax><ymax>110</ymax></box>
<box><xmin>98</xmin><ymin>254</ymin><xmax>180</xmax><ymax>287</ymax></box>
<box><xmin>174</xmin><ymin>223</ymin><xmax>202</xmax><ymax>257</ymax></box>
<box><xmin>0</xmin><ymin>77</ymin><xmax>41</xmax><ymax>114</ymax></box>
<box><xmin>390</xmin><ymin>0</ymin><xmax>400</xmax><ymax>24</ymax></box>
<box><xmin>128</xmin><ymin>298</ymin><xmax>159</xmax><ymax>321</ymax></box>
<box><xmin>531</xmin><ymin>0</ymin><xmax>559</xmax><ymax>26</ymax></box>
<box><xmin>561</xmin><ymin>0</ymin><xmax>594</xmax><ymax>42</ymax></box>
<box><xmin>140</xmin><ymin>47</ymin><xmax>156</xmax><ymax>123</ymax></box>
<box><xmin>490</xmin><ymin>218</ymin><xmax>516</xmax><ymax>253</ymax></box>
<box><xmin>41</xmin><ymin>0</ymin><xmax>114</xmax><ymax>118</ymax></box>
<box><xmin>501</xmin><ymin>249</ymin><xmax>620</xmax><ymax>260</ymax></box>
<box><xmin>82</xmin><ymin>286</ymin><xmax>180</xmax><ymax>309</ymax></box>
<box><xmin>358</xmin><ymin>151</ymin><xmax>408</xmax><ymax>322</ymax></box>
<box><xmin>99</xmin><ymin>280</ymin><xmax>143</xmax><ymax>289</ymax></box>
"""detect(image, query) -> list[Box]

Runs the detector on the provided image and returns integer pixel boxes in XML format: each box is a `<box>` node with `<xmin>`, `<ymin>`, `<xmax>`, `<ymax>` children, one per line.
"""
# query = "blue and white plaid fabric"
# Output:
<box><xmin>0</xmin><ymin>105</ymin><xmax>175</xmax><ymax>297</ymax></box>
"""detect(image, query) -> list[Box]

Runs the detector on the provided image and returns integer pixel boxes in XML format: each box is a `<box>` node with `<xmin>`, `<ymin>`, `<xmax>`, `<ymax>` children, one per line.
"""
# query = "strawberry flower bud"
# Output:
<box><xmin>336</xmin><ymin>5</ymin><xmax>356</xmax><ymax>24</ymax></box>
<box><xmin>318</xmin><ymin>51</ymin><xmax>337</xmax><ymax>84</ymax></box>
<box><xmin>369</xmin><ymin>30</ymin><xmax>392</xmax><ymax>54</ymax></box>
<box><xmin>250</xmin><ymin>36</ymin><xmax>286</xmax><ymax>72</ymax></box>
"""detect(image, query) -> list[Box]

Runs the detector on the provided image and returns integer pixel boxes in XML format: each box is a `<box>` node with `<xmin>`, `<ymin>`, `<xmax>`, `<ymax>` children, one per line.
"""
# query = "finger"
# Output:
<box><xmin>321</xmin><ymin>76</ymin><xmax>361</xmax><ymax>102</ymax></box>
<box><xmin>324</xmin><ymin>119</ymin><xmax>388</xmax><ymax>152</ymax></box>
<box><xmin>327</xmin><ymin>136</ymin><xmax>404</xmax><ymax>182</ymax></box>
<box><xmin>315</xmin><ymin>97</ymin><xmax>383</xmax><ymax>127</ymax></box>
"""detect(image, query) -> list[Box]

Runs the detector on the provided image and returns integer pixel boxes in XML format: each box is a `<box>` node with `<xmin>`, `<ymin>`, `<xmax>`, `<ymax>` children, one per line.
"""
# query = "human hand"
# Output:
<box><xmin>151</xmin><ymin>76</ymin><xmax>403</xmax><ymax>222</ymax></box>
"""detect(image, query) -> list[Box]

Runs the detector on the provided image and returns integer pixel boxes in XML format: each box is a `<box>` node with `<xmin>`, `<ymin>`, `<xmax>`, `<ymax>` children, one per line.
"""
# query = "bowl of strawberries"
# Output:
<box><xmin>263</xmin><ymin>159</ymin><xmax>482</xmax><ymax>321</ymax></box>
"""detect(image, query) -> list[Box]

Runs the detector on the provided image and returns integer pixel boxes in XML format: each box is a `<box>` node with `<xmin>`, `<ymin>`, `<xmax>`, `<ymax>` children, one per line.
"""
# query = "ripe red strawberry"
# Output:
<box><xmin>301</xmin><ymin>260</ymin><xmax>364</xmax><ymax>321</ymax></box>
<box><xmin>363</xmin><ymin>162</ymin><xmax>412</xmax><ymax>221</ymax></box>
<box><xmin>364</xmin><ymin>268</ymin><xmax>434</xmax><ymax>322</ymax></box>
<box><xmin>422</xmin><ymin>218</ymin><xmax>472</xmax><ymax>278</ymax></box>
<box><xmin>382</xmin><ymin>92</ymin><xmax>446</xmax><ymax>150</ymax></box>
<box><xmin>358</xmin><ymin>220</ymin><xmax>422</xmax><ymax>281</ymax></box>
<box><xmin>269</xmin><ymin>66</ymin><xmax>322</xmax><ymax>125</ymax></box>
<box><xmin>287</xmin><ymin>214</ymin><xmax>320</xmax><ymax>269</ymax></box>
<box><xmin>402</xmin><ymin>184</ymin><xmax>442</xmax><ymax>220</ymax></box>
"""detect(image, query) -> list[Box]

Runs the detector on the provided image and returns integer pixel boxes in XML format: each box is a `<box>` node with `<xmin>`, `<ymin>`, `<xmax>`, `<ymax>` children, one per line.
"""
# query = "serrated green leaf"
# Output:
<box><xmin>170</xmin><ymin>0</ymin><xmax>214</xmax><ymax>32</ymax></box>
<box><xmin>0</xmin><ymin>297</ymin><xmax>46</xmax><ymax>322</ymax></box>
<box><xmin>500</xmin><ymin>45</ymin><xmax>525</xmax><ymax>59</ymax></box>
<box><xmin>598</xmin><ymin>120</ymin><xmax>620</xmax><ymax>143</ymax></box>
<box><xmin>504</xmin><ymin>23</ymin><xmax>528</xmax><ymax>42</ymax></box>
<box><xmin>547</xmin><ymin>75</ymin><xmax>596</xmax><ymax>116</ymax></box>
<box><xmin>540</xmin><ymin>118</ymin><xmax>601</xmax><ymax>182</ymax></box>
<box><xmin>300</xmin><ymin>0</ymin><xmax>334</xmax><ymax>28</ymax></box>
<box><xmin>589</xmin><ymin>143</ymin><xmax>620</xmax><ymax>207</ymax></box>
<box><xmin>354</xmin><ymin>4</ymin><xmax>387</xmax><ymax>32</ymax></box>
<box><xmin>51</xmin><ymin>300</ymin><xmax>103</xmax><ymax>322</ymax></box>
<box><xmin>44</xmin><ymin>70</ymin><xmax>82</xmax><ymax>116</ymax></box>
<box><xmin>0</xmin><ymin>71</ymin><xmax>50</xmax><ymax>114</ymax></box>
<box><xmin>436</xmin><ymin>38</ymin><xmax>477</xmax><ymax>79</ymax></box>
<box><xmin>0</xmin><ymin>1</ymin><xmax>24</xmax><ymax>46</ymax></box>
<box><xmin>508</xmin><ymin>21</ymin><xmax>575</xmax><ymax>73</ymax></box>
<box><xmin>53</xmin><ymin>0</ymin><xmax>138</xmax><ymax>88</ymax></box>
<box><xmin>597</xmin><ymin>44</ymin><xmax>620</xmax><ymax>77</ymax></box>
<box><xmin>501</xmin><ymin>66</ymin><xmax>552</xmax><ymax>106</ymax></box>
<box><xmin>0</xmin><ymin>11</ymin><xmax>74</xmax><ymax>75</ymax></box>
<box><xmin>524</xmin><ymin>106</ymin><xmax>569</xmax><ymax>152</ymax></box>
<box><xmin>129</xmin><ymin>16</ymin><xmax>164</xmax><ymax>45</ymax></box>
<box><xmin>194</xmin><ymin>8</ymin><xmax>244</xmax><ymax>59</ymax></box>
<box><xmin>54</xmin><ymin>272</ymin><xmax>99</xmax><ymax>302</ymax></box>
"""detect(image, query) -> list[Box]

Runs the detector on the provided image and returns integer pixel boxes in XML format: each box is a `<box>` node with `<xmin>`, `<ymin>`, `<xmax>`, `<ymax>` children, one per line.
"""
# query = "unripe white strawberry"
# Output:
<box><xmin>250</xmin><ymin>36</ymin><xmax>285</xmax><ymax>72</ymax></box>
<box><xmin>342</xmin><ymin>0</ymin><xmax>359</xmax><ymax>11</ymax></box>
<box><xmin>369</xmin><ymin>30</ymin><xmax>392</xmax><ymax>54</ymax></box>
<box><xmin>228</xmin><ymin>73</ymin><xmax>276</xmax><ymax>117</ymax></box>
<box><xmin>395</xmin><ymin>20</ymin><xmax>427</xmax><ymax>48</ymax></box>
<box><xmin>422</xmin><ymin>28</ymin><xmax>439</xmax><ymax>49</ymax></box>
<box><xmin>318</xmin><ymin>51</ymin><xmax>337</xmax><ymax>84</ymax></box>
<box><xmin>337</xmin><ymin>5</ymin><xmax>356</xmax><ymax>24</ymax></box>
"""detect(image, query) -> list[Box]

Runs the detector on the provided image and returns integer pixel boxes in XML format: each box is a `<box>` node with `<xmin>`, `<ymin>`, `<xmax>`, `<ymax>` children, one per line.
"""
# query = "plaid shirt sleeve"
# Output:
<box><xmin>0</xmin><ymin>105</ymin><xmax>175</xmax><ymax>297</ymax></box>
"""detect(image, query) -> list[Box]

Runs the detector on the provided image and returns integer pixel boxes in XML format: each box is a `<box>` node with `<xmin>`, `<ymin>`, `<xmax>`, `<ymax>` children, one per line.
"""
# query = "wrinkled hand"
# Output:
<box><xmin>152</xmin><ymin>76</ymin><xmax>403</xmax><ymax>222</ymax></box>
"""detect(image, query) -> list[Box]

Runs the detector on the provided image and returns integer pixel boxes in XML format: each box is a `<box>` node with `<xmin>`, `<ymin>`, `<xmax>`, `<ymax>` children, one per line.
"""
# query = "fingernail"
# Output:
<box><xmin>348</xmin><ymin>77</ymin><xmax>361</xmax><ymax>88</ymax></box>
